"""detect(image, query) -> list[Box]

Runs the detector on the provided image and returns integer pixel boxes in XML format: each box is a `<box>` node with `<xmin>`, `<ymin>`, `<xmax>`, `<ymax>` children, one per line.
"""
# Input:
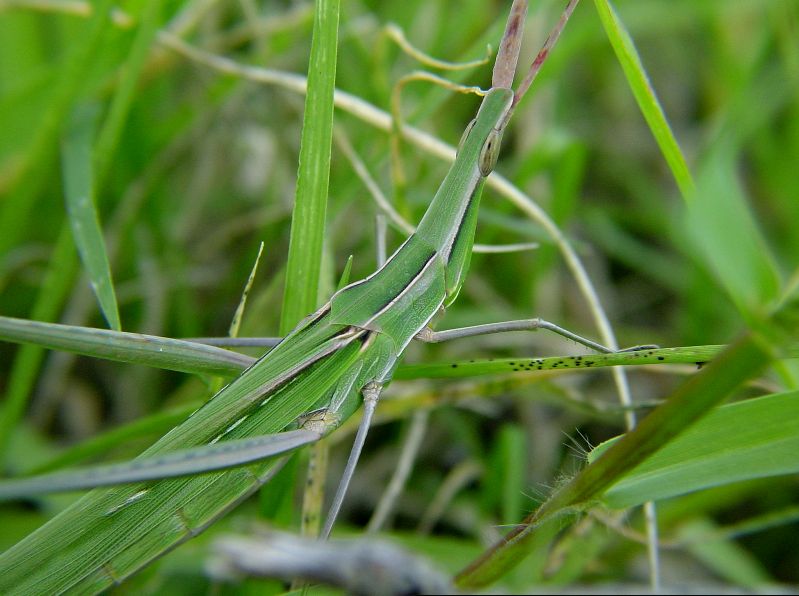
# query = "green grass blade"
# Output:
<box><xmin>279</xmin><ymin>0</ymin><xmax>340</xmax><ymax>334</ymax></box>
<box><xmin>62</xmin><ymin>103</ymin><xmax>121</xmax><ymax>330</ymax></box>
<box><xmin>0</xmin><ymin>315</ymin><xmax>254</xmax><ymax>378</ymax></box>
<box><xmin>497</xmin><ymin>424</ymin><xmax>525</xmax><ymax>525</ymax></box>
<box><xmin>0</xmin><ymin>227</ymin><xmax>78</xmax><ymax>461</ymax></box>
<box><xmin>592</xmin><ymin>0</ymin><xmax>694</xmax><ymax>200</ymax></box>
<box><xmin>93</xmin><ymin>0</ymin><xmax>165</xmax><ymax>189</ymax></box>
<box><xmin>0</xmin><ymin>0</ymin><xmax>115</xmax><ymax>270</ymax></box>
<box><xmin>270</xmin><ymin>0</ymin><xmax>340</xmax><ymax>522</ymax></box>
<box><xmin>0</xmin><ymin>429</ymin><xmax>320</xmax><ymax>499</ymax></box>
<box><xmin>395</xmin><ymin>344</ymin><xmax>799</xmax><ymax>380</ymax></box>
<box><xmin>685</xmin><ymin>148</ymin><xmax>782</xmax><ymax>314</ymax></box>
<box><xmin>29</xmin><ymin>403</ymin><xmax>200</xmax><ymax>475</ymax></box>
<box><xmin>230</xmin><ymin>242</ymin><xmax>265</xmax><ymax>339</ymax></box>
<box><xmin>679</xmin><ymin>518</ymin><xmax>773</xmax><ymax>587</ymax></box>
<box><xmin>589</xmin><ymin>391</ymin><xmax>799</xmax><ymax>508</ymax></box>
<box><xmin>336</xmin><ymin>254</ymin><xmax>354</xmax><ymax>290</ymax></box>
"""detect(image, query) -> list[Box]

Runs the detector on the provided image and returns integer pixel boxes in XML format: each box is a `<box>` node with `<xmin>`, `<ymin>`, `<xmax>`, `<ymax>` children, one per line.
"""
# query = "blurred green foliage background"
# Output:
<box><xmin>0</xmin><ymin>0</ymin><xmax>797</xmax><ymax>591</ymax></box>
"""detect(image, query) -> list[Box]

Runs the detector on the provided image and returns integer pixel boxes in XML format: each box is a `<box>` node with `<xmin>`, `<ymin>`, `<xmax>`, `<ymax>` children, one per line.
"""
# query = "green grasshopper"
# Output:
<box><xmin>0</xmin><ymin>0</ymin><xmax>596</xmax><ymax>592</ymax></box>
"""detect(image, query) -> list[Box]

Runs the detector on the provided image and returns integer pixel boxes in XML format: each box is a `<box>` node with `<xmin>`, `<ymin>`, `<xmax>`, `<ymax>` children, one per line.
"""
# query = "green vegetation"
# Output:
<box><xmin>0</xmin><ymin>0</ymin><xmax>797</xmax><ymax>592</ymax></box>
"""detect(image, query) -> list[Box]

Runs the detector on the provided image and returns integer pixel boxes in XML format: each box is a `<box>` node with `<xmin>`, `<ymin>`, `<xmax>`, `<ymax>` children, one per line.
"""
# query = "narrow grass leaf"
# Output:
<box><xmin>497</xmin><ymin>425</ymin><xmax>525</xmax><ymax>525</ymax></box>
<box><xmin>336</xmin><ymin>255</ymin><xmax>354</xmax><ymax>290</ymax></box>
<box><xmin>279</xmin><ymin>0</ymin><xmax>340</xmax><ymax>334</ymax></box>
<box><xmin>93</xmin><ymin>0</ymin><xmax>165</xmax><ymax>189</ymax></box>
<box><xmin>678</xmin><ymin>519</ymin><xmax>773</xmax><ymax>587</ymax></box>
<box><xmin>0</xmin><ymin>0</ymin><xmax>115</xmax><ymax>269</ymax></box>
<box><xmin>230</xmin><ymin>242</ymin><xmax>265</xmax><ymax>338</ymax></box>
<box><xmin>62</xmin><ymin>103</ymin><xmax>121</xmax><ymax>330</ymax></box>
<box><xmin>685</xmin><ymin>148</ymin><xmax>782</xmax><ymax>314</ymax></box>
<box><xmin>0</xmin><ymin>430</ymin><xmax>320</xmax><ymax>499</ymax></box>
<box><xmin>589</xmin><ymin>391</ymin><xmax>799</xmax><ymax>508</ymax></box>
<box><xmin>29</xmin><ymin>403</ymin><xmax>200</xmax><ymax>475</ymax></box>
<box><xmin>271</xmin><ymin>0</ymin><xmax>341</xmax><ymax>523</ymax></box>
<box><xmin>0</xmin><ymin>227</ymin><xmax>78</xmax><ymax>460</ymax></box>
<box><xmin>395</xmin><ymin>344</ymin><xmax>799</xmax><ymax>380</ymax></box>
<box><xmin>592</xmin><ymin>0</ymin><xmax>694</xmax><ymax>200</ymax></box>
<box><xmin>0</xmin><ymin>315</ymin><xmax>253</xmax><ymax>378</ymax></box>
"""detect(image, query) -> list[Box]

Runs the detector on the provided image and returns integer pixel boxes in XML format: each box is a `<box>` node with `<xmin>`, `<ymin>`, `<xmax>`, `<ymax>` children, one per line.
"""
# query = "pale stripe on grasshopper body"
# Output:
<box><xmin>0</xmin><ymin>1</ymin><xmax>580</xmax><ymax>592</ymax></box>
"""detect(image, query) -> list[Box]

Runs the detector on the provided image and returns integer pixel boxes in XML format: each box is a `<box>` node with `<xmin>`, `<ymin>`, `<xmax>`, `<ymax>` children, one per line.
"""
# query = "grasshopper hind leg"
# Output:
<box><xmin>321</xmin><ymin>381</ymin><xmax>383</xmax><ymax>539</ymax></box>
<box><xmin>415</xmin><ymin>318</ymin><xmax>655</xmax><ymax>354</ymax></box>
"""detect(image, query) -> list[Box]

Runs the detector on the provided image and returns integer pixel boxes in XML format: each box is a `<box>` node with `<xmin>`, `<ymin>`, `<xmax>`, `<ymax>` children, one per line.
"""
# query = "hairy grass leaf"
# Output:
<box><xmin>590</xmin><ymin>391</ymin><xmax>799</xmax><ymax>508</ymax></box>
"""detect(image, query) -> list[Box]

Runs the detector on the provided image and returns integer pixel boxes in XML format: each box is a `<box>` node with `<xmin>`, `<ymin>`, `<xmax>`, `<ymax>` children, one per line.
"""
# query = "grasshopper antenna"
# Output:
<box><xmin>491</xmin><ymin>0</ymin><xmax>528</xmax><ymax>89</ymax></box>
<box><xmin>513</xmin><ymin>0</ymin><xmax>580</xmax><ymax>108</ymax></box>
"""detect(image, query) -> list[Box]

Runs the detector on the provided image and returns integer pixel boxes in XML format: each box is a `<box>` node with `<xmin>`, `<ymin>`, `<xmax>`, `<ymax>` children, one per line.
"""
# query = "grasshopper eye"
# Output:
<box><xmin>478</xmin><ymin>128</ymin><xmax>503</xmax><ymax>176</ymax></box>
<box><xmin>457</xmin><ymin>119</ymin><xmax>476</xmax><ymax>155</ymax></box>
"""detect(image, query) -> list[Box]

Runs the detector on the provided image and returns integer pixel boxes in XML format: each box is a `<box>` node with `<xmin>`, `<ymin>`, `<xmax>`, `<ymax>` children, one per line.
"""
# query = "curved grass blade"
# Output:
<box><xmin>62</xmin><ymin>103</ymin><xmax>120</xmax><ymax>330</ymax></box>
<box><xmin>230</xmin><ymin>242</ymin><xmax>265</xmax><ymax>338</ymax></box>
<box><xmin>592</xmin><ymin>0</ymin><xmax>694</xmax><ymax>200</ymax></box>
<box><xmin>686</xmin><ymin>148</ymin><xmax>782</xmax><ymax>315</ymax></box>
